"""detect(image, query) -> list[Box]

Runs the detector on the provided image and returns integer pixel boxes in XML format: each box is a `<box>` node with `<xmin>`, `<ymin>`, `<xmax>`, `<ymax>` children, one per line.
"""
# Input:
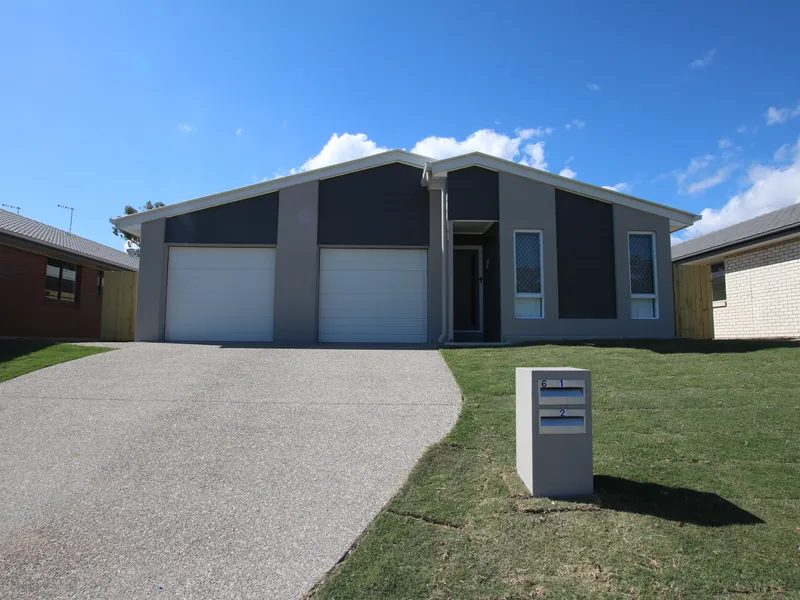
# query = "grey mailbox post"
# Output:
<box><xmin>516</xmin><ymin>367</ymin><xmax>593</xmax><ymax>497</ymax></box>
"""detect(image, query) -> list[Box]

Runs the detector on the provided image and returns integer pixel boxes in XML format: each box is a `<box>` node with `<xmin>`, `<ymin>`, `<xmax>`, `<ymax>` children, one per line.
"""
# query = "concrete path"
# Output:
<box><xmin>0</xmin><ymin>344</ymin><xmax>461</xmax><ymax>599</ymax></box>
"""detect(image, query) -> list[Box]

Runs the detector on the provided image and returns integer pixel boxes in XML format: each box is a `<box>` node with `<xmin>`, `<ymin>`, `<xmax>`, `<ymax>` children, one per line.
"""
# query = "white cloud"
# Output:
<box><xmin>515</xmin><ymin>126</ymin><xmax>553</xmax><ymax>139</ymax></box>
<box><xmin>689</xmin><ymin>48</ymin><xmax>716</xmax><ymax>69</ymax></box>
<box><xmin>565</xmin><ymin>119</ymin><xmax>586</xmax><ymax>131</ymax></box>
<box><xmin>676</xmin><ymin>137</ymin><xmax>800</xmax><ymax>240</ymax></box>
<box><xmin>736</xmin><ymin>124</ymin><xmax>747</xmax><ymax>133</ymax></box>
<box><xmin>178</xmin><ymin>123</ymin><xmax>193</xmax><ymax>132</ymax></box>
<box><xmin>718</xmin><ymin>138</ymin><xmax>733</xmax><ymax>149</ymax></box>
<box><xmin>291</xmin><ymin>127</ymin><xmax>552</xmax><ymax>177</ymax></box>
<box><xmin>412</xmin><ymin>128</ymin><xmax>543</xmax><ymax>164</ymax></box>
<box><xmin>559</xmin><ymin>167</ymin><xmax>577</xmax><ymax>179</ymax></box>
<box><xmin>676</xmin><ymin>153</ymin><xmax>715</xmax><ymax>186</ymax></box>
<box><xmin>775</xmin><ymin>143</ymin><xmax>792</xmax><ymax>162</ymax></box>
<box><xmin>283</xmin><ymin>119</ymin><xmax>288</xmax><ymax>128</ymax></box>
<box><xmin>519</xmin><ymin>142</ymin><xmax>548</xmax><ymax>171</ymax></box>
<box><xmin>236</xmin><ymin>128</ymin><xmax>243</xmax><ymax>136</ymax></box>
<box><xmin>586</xmin><ymin>82</ymin><xmax>600</xmax><ymax>92</ymax></box>
<box><xmin>602</xmin><ymin>182</ymin><xmax>631</xmax><ymax>193</ymax></box>
<box><xmin>686</xmin><ymin>166</ymin><xmax>735</xmax><ymax>194</ymax></box>
<box><xmin>299</xmin><ymin>133</ymin><xmax>389</xmax><ymax>172</ymax></box>
<box><xmin>765</xmin><ymin>103</ymin><xmax>800</xmax><ymax>125</ymax></box>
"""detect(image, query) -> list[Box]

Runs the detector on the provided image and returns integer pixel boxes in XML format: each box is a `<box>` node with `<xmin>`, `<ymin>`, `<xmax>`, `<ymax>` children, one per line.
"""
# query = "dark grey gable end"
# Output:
<box><xmin>317</xmin><ymin>162</ymin><xmax>429</xmax><ymax>246</ymax></box>
<box><xmin>447</xmin><ymin>166</ymin><xmax>499</xmax><ymax>221</ymax></box>
<box><xmin>555</xmin><ymin>189</ymin><xmax>617</xmax><ymax>318</ymax></box>
<box><xmin>165</xmin><ymin>192</ymin><xmax>279</xmax><ymax>244</ymax></box>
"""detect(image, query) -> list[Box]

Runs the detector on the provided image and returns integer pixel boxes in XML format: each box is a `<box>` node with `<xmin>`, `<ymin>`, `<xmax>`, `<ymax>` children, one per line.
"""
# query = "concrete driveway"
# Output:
<box><xmin>0</xmin><ymin>343</ymin><xmax>461</xmax><ymax>599</ymax></box>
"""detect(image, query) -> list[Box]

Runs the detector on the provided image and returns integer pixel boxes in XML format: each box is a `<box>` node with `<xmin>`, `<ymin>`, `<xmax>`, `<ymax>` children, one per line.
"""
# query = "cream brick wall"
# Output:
<box><xmin>713</xmin><ymin>237</ymin><xmax>800</xmax><ymax>339</ymax></box>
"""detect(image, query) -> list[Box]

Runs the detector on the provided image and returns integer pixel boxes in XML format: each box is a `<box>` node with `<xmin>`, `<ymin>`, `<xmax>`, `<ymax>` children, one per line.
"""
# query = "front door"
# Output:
<box><xmin>453</xmin><ymin>247</ymin><xmax>482</xmax><ymax>332</ymax></box>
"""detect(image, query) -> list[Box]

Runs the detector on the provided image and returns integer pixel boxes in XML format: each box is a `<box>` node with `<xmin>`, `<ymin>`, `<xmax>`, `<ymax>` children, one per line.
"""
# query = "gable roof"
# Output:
<box><xmin>111</xmin><ymin>150</ymin><xmax>699</xmax><ymax>236</ymax></box>
<box><xmin>671</xmin><ymin>202</ymin><xmax>800</xmax><ymax>263</ymax></box>
<box><xmin>0</xmin><ymin>209</ymin><xmax>139</xmax><ymax>271</ymax></box>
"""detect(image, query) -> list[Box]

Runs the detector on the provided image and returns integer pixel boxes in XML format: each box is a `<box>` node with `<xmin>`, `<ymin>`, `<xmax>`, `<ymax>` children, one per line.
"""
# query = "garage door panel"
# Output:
<box><xmin>318</xmin><ymin>248</ymin><xmax>427</xmax><ymax>343</ymax></box>
<box><xmin>319</xmin><ymin>294</ymin><xmax>426</xmax><ymax>319</ymax></box>
<box><xmin>319</xmin><ymin>270</ymin><xmax>427</xmax><ymax>296</ymax></box>
<box><xmin>320</xmin><ymin>248</ymin><xmax>427</xmax><ymax>271</ymax></box>
<box><xmin>166</xmin><ymin>247</ymin><xmax>275</xmax><ymax>342</ymax></box>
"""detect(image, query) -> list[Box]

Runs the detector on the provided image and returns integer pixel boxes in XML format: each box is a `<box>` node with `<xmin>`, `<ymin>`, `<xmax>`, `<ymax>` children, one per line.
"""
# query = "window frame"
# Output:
<box><xmin>627</xmin><ymin>231</ymin><xmax>658</xmax><ymax>319</ymax></box>
<box><xmin>513</xmin><ymin>229</ymin><xmax>544</xmax><ymax>319</ymax></box>
<box><xmin>45</xmin><ymin>258</ymin><xmax>80</xmax><ymax>304</ymax></box>
<box><xmin>711</xmin><ymin>261</ymin><xmax>726</xmax><ymax>305</ymax></box>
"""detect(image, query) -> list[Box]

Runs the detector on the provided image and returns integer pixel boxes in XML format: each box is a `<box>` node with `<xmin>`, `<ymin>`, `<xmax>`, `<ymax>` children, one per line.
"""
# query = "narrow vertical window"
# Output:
<box><xmin>515</xmin><ymin>230</ymin><xmax>543</xmax><ymax>318</ymax></box>
<box><xmin>628</xmin><ymin>232</ymin><xmax>657</xmax><ymax>318</ymax></box>
<box><xmin>711</xmin><ymin>262</ymin><xmax>726</xmax><ymax>302</ymax></box>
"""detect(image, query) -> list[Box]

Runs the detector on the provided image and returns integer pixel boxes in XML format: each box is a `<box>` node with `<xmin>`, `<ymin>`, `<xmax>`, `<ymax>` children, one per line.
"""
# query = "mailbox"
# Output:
<box><xmin>516</xmin><ymin>367</ymin><xmax>593</xmax><ymax>497</ymax></box>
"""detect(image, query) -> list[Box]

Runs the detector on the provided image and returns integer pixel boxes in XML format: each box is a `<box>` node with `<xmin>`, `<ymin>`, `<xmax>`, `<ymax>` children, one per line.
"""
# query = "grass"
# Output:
<box><xmin>311</xmin><ymin>339</ymin><xmax>800</xmax><ymax>599</ymax></box>
<box><xmin>0</xmin><ymin>341</ymin><xmax>112</xmax><ymax>383</ymax></box>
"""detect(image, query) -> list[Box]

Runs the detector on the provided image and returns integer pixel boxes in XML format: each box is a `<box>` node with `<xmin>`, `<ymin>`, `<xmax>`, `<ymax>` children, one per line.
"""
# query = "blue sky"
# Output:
<box><xmin>2</xmin><ymin>0</ymin><xmax>799</xmax><ymax>250</ymax></box>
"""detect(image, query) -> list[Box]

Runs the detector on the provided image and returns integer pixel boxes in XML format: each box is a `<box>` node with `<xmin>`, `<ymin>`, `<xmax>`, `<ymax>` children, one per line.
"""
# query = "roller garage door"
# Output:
<box><xmin>318</xmin><ymin>248</ymin><xmax>427</xmax><ymax>343</ymax></box>
<box><xmin>165</xmin><ymin>247</ymin><xmax>276</xmax><ymax>342</ymax></box>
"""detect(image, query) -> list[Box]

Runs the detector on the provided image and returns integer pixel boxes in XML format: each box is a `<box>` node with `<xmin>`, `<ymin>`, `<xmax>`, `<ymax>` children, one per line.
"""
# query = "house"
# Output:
<box><xmin>672</xmin><ymin>203</ymin><xmax>800</xmax><ymax>339</ymax></box>
<box><xmin>111</xmin><ymin>151</ymin><xmax>699</xmax><ymax>344</ymax></box>
<box><xmin>0</xmin><ymin>209</ymin><xmax>139</xmax><ymax>339</ymax></box>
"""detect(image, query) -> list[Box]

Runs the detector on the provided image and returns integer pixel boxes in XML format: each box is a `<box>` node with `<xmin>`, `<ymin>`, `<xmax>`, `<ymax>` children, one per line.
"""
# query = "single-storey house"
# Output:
<box><xmin>0</xmin><ymin>209</ymin><xmax>139</xmax><ymax>339</ymax></box>
<box><xmin>672</xmin><ymin>203</ymin><xmax>800</xmax><ymax>339</ymax></box>
<box><xmin>112</xmin><ymin>151</ymin><xmax>699</xmax><ymax>344</ymax></box>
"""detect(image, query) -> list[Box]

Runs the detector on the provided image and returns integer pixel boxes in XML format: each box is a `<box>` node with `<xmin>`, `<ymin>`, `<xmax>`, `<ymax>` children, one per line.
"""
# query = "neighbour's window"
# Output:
<box><xmin>514</xmin><ymin>230</ymin><xmax>543</xmax><ymax>318</ymax></box>
<box><xmin>711</xmin><ymin>262</ymin><xmax>726</xmax><ymax>302</ymax></box>
<box><xmin>98</xmin><ymin>271</ymin><xmax>104</xmax><ymax>295</ymax></box>
<box><xmin>45</xmin><ymin>259</ymin><xmax>79</xmax><ymax>303</ymax></box>
<box><xmin>628</xmin><ymin>232</ymin><xmax>658</xmax><ymax>318</ymax></box>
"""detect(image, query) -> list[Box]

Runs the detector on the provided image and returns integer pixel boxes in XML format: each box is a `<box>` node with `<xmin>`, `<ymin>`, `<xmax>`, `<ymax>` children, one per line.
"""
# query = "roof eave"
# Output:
<box><xmin>431</xmin><ymin>152</ymin><xmax>700</xmax><ymax>228</ymax></box>
<box><xmin>111</xmin><ymin>149</ymin><xmax>432</xmax><ymax>235</ymax></box>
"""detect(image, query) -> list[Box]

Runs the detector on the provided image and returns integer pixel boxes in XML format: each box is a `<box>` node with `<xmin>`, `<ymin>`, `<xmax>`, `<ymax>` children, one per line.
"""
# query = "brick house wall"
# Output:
<box><xmin>0</xmin><ymin>243</ymin><xmax>104</xmax><ymax>339</ymax></box>
<box><xmin>713</xmin><ymin>237</ymin><xmax>800</xmax><ymax>339</ymax></box>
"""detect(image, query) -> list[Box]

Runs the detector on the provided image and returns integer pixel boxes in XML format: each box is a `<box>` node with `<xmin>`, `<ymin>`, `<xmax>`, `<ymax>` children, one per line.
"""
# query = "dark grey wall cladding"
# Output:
<box><xmin>555</xmin><ymin>189</ymin><xmax>617</xmax><ymax>318</ymax></box>
<box><xmin>317</xmin><ymin>163</ymin><xmax>429</xmax><ymax>246</ymax></box>
<box><xmin>447</xmin><ymin>167</ymin><xmax>499</xmax><ymax>221</ymax></box>
<box><xmin>165</xmin><ymin>192</ymin><xmax>279</xmax><ymax>244</ymax></box>
<box><xmin>482</xmin><ymin>223</ymin><xmax>502</xmax><ymax>342</ymax></box>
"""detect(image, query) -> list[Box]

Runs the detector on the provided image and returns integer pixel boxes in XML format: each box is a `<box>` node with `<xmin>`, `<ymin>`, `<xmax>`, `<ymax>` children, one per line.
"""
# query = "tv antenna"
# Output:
<box><xmin>2</xmin><ymin>203</ymin><xmax>21</xmax><ymax>214</ymax></box>
<box><xmin>58</xmin><ymin>204</ymin><xmax>75</xmax><ymax>233</ymax></box>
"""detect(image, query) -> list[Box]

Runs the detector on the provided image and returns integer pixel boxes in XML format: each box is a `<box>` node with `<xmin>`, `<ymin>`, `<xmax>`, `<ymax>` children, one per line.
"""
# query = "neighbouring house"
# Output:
<box><xmin>0</xmin><ymin>209</ymin><xmax>139</xmax><ymax>339</ymax></box>
<box><xmin>672</xmin><ymin>203</ymin><xmax>800</xmax><ymax>340</ymax></box>
<box><xmin>111</xmin><ymin>151</ymin><xmax>699</xmax><ymax>344</ymax></box>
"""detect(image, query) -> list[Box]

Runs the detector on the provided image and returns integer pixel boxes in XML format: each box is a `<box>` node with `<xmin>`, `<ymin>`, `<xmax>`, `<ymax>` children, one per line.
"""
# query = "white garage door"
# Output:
<box><xmin>165</xmin><ymin>247</ymin><xmax>276</xmax><ymax>342</ymax></box>
<box><xmin>318</xmin><ymin>248</ymin><xmax>428</xmax><ymax>343</ymax></box>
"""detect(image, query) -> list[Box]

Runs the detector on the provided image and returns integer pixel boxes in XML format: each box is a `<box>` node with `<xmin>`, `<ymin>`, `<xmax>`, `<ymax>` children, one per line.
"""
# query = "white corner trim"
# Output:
<box><xmin>111</xmin><ymin>150</ymin><xmax>432</xmax><ymax>235</ymax></box>
<box><xmin>431</xmin><ymin>152</ymin><xmax>700</xmax><ymax>228</ymax></box>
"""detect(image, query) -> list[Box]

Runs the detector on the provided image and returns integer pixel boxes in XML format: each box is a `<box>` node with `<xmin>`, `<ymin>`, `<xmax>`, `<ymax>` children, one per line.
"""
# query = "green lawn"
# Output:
<box><xmin>0</xmin><ymin>341</ymin><xmax>113</xmax><ymax>383</ymax></box>
<box><xmin>311</xmin><ymin>340</ymin><xmax>799</xmax><ymax>599</ymax></box>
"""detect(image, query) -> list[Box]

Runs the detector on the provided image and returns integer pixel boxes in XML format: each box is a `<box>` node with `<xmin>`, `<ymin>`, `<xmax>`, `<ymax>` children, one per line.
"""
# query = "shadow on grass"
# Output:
<box><xmin>591</xmin><ymin>475</ymin><xmax>764</xmax><ymax>526</ymax></box>
<box><xmin>469</xmin><ymin>338</ymin><xmax>799</xmax><ymax>355</ymax></box>
<box><xmin>0</xmin><ymin>341</ymin><xmax>54</xmax><ymax>364</ymax></box>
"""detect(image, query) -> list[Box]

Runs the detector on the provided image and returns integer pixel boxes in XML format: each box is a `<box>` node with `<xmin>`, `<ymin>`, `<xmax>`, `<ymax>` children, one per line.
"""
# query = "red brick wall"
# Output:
<box><xmin>0</xmin><ymin>243</ymin><xmax>104</xmax><ymax>339</ymax></box>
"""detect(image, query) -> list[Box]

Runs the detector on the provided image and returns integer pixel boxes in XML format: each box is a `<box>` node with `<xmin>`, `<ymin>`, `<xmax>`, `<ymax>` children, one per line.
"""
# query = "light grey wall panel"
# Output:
<box><xmin>273</xmin><ymin>181</ymin><xmax>319</xmax><ymax>345</ymax></box>
<box><xmin>427</xmin><ymin>188</ymin><xmax>443</xmax><ymax>343</ymax></box>
<box><xmin>135</xmin><ymin>218</ymin><xmax>167</xmax><ymax>341</ymax></box>
<box><xmin>499</xmin><ymin>172</ymin><xmax>674</xmax><ymax>341</ymax></box>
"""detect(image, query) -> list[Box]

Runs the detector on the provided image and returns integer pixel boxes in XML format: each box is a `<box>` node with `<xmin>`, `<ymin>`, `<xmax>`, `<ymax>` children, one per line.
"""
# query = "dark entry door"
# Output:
<box><xmin>453</xmin><ymin>248</ymin><xmax>481</xmax><ymax>331</ymax></box>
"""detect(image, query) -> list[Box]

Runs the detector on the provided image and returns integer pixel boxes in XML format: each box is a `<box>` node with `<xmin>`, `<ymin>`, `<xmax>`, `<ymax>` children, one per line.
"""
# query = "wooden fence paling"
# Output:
<box><xmin>100</xmin><ymin>271</ymin><xmax>138</xmax><ymax>341</ymax></box>
<box><xmin>672</xmin><ymin>264</ymin><xmax>713</xmax><ymax>339</ymax></box>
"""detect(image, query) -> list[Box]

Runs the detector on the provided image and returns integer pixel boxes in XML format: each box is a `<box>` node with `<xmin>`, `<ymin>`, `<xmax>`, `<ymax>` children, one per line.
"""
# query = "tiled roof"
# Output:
<box><xmin>0</xmin><ymin>209</ymin><xmax>139</xmax><ymax>270</ymax></box>
<box><xmin>671</xmin><ymin>203</ymin><xmax>800</xmax><ymax>261</ymax></box>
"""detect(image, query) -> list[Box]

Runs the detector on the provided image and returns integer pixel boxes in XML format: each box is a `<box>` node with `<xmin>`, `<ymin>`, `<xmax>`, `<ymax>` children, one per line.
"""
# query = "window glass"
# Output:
<box><xmin>60</xmin><ymin>263</ymin><xmax>77</xmax><ymax>302</ymax></box>
<box><xmin>515</xmin><ymin>232</ymin><xmax>541</xmax><ymax>294</ymax></box>
<box><xmin>711</xmin><ymin>262</ymin><xmax>726</xmax><ymax>302</ymax></box>
<box><xmin>45</xmin><ymin>260</ymin><xmax>61</xmax><ymax>300</ymax></box>
<box><xmin>629</xmin><ymin>234</ymin><xmax>655</xmax><ymax>294</ymax></box>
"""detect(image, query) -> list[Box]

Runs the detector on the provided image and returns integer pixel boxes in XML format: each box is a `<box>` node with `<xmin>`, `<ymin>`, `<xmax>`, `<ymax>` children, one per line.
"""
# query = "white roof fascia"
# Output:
<box><xmin>112</xmin><ymin>150</ymin><xmax>431</xmax><ymax>236</ymax></box>
<box><xmin>431</xmin><ymin>152</ymin><xmax>700</xmax><ymax>231</ymax></box>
